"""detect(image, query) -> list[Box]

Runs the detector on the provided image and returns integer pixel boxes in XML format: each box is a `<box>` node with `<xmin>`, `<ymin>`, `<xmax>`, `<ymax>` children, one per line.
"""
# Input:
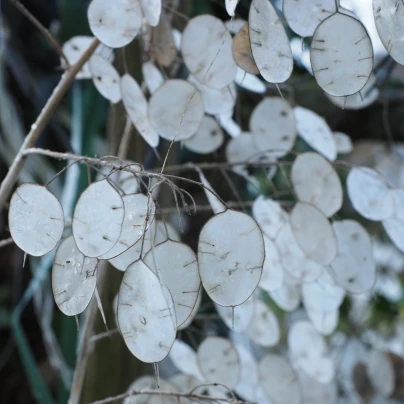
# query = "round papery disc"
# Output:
<box><xmin>283</xmin><ymin>0</ymin><xmax>336</xmax><ymax>38</ymax></box>
<box><xmin>250</xmin><ymin>97</ymin><xmax>297</xmax><ymax>158</ymax></box>
<box><xmin>121</xmin><ymin>73</ymin><xmax>160</xmax><ymax>148</ymax></box>
<box><xmin>246</xmin><ymin>299</ymin><xmax>280</xmax><ymax>347</ymax></box>
<box><xmin>117</xmin><ymin>259</ymin><xmax>176</xmax><ymax>363</ymax></box>
<box><xmin>195</xmin><ymin>168</ymin><xmax>226</xmax><ymax>215</ymax></box>
<box><xmin>226</xmin><ymin>0</ymin><xmax>240</xmax><ymax>17</ymax></box>
<box><xmin>72</xmin><ymin>179</ymin><xmax>124</xmax><ymax>258</ymax></box>
<box><xmin>52</xmin><ymin>236</ymin><xmax>97</xmax><ymax>316</ymax></box>
<box><xmin>197</xmin><ymin>209</ymin><xmax>264</xmax><ymax>307</ymax></box>
<box><xmin>142</xmin><ymin>62</ymin><xmax>164</xmax><ymax>94</ymax></box>
<box><xmin>235</xmin><ymin>67</ymin><xmax>267</xmax><ymax>93</ymax></box>
<box><xmin>259</xmin><ymin>354</ymin><xmax>301</xmax><ymax>404</ymax></box>
<box><xmin>334</xmin><ymin>132</ymin><xmax>353</xmax><ymax>154</ymax></box>
<box><xmin>169</xmin><ymin>339</ymin><xmax>203</xmax><ymax>381</ymax></box>
<box><xmin>298</xmin><ymin>370</ymin><xmax>337</xmax><ymax>404</ymax></box>
<box><xmin>260</xmin><ymin>236</ymin><xmax>284</xmax><ymax>292</ymax></box>
<box><xmin>311</xmin><ymin>13</ymin><xmax>373</xmax><ymax>97</ymax></box>
<box><xmin>291</xmin><ymin>152</ymin><xmax>343</xmax><ymax>217</ymax></box>
<box><xmin>149</xmin><ymin>79</ymin><xmax>204</xmax><ymax>141</ymax></box>
<box><xmin>9</xmin><ymin>183</ymin><xmax>64</xmax><ymax>257</ymax></box>
<box><xmin>306</xmin><ymin>307</ymin><xmax>339</xmax><ymax>336</ymax></box>
<box><xmin>330</xmin><ymin>219</ymin><xmax>376</xmax><ymax>294</ymax></box>
<box><xmin>98</xmin><ymin>161</ymin><xmax>141</xmax><ymax>195</ymax></box>
<box><xmin>347</xmin><ymin>166</ymin><xmax>394</xmax><ymax>221</ymax></box>
<box><xmin>249</xmin><ymin>0</ymin><xmax>293</xmax><ymax>83</ymax></box>
<box><xmin>373</xmin><ymin>0</ymin><xmax>404</xmax><ymax>64</ymax></box>
<box><xmin>366</xmin><ymin>348</ymin><xmax>395</xmax><ymax>397</ymax></box>
<box><xmin>383</xmin><ymin>189</ymin><xmax>404</xmax><ymax>253</ymax></box>
<box><xmin>99</xmin><ymin>193</ymin><xmax>156</xmax><ymax>260</ymax></box>
<box><xmin>87</xmin><ymin>0</ymin><xmax>142</xmax><ymax>48</ymax></box>
<box><xmin>197</xmin><ymin>336</ymin><xmax>240</xmax><ymax>389</ymax></box>
<box><xmin>154</xmin><ymin>220</ymin><xmax>181</xmax><ymax>244</ymax></box>
<box><xmin>232</xmin><ymin>23</ymin><xmax>259</xmax><ymax>75</ymax></box>
<box><xmin>181</xmin><ymin>15</ymin><xmax>237</xmax><ymax>89</ymax></box>
<box><xmin>294</xmin><ymin>106</ymin><xmax>337</xmax><ymax>161</ymax></box>
<box><xmin>140</xmin><ymin>0</ymin><xmax>161</xmax><ymax>27</ymax></box>
<box><xmin>217</xmin><ymin>111</ymin><xmax>242</xmax><ymax>138</ymax></box>
<box><xmin>151</xmin><ymin>13</ymin><xmax>176</xmax><ymax>67</ymax></box>
<box><xmin>183</xmin><ymin>115</ymin><xmax>224</xmax><ymax>155</ymax></box>
<box><xmin>169</xmin><ymin>374</ymin><xmax>201</xmax><ymax>398</ymax></box>
<box><xmin>225</xmin><ymin>18</ymin><xmax>247</xmax><ymax>35</ymax></box>
<box><xmin>144</xmin><ymin>240</ymin><xmax>200</xmax><ymax>327</ymax></box>
<box><xmin>269</xmin><ymin>283</ymin><xmax>301</xmax><ymax>312</ymax></box>
<box><xmin>290</xmin><ymin>202</ymin><xmax>337</xmax><ymax>266</ymax></box>
<box><xmin>177</xmin><ymin>287</ymin><xmax>201</xmax><ymax>331</ymax></box>
<box><xmin>215</xmin><ymin>294</ymin><xmax>255</xmax><ymax>332</ymax></box>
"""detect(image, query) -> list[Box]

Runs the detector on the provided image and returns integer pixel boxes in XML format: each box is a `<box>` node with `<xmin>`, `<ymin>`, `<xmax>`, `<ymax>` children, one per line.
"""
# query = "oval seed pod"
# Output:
<box><xmin>142</xmin><ymin>62</ymin><xmax>164</xmax><ymax>94</ymax></box>
<box><xmin>178</xmin><ymin>288</ymin><xmax>201</xmax><ymax>331</ymax></box>
<box><xmin>226</xmin><ymin>0</ymin><xmax>240</xmax><ymax>17</ymax></box>
<box><xmin>383</xmin><ymin>189</ymin><xmax>404</xmax><ymax>253</ymax></box>
<box><xmin>260</xmin><ymin>236</ymin><xmax>284</xmax><ymax>292</ymax></box>
<box><xmin>270</xmin><ymin>283</ymin><xmax>301</xmax><ymax>312</ymax></box>
<box><xmin>140</xmin><ymin>0</ymin><xmax>161</xmax><ymax>27</ymax></box>
<box><xmin>169</xmin><ymin>339</ymin><xmax>204</xmax><ymax>381</ymax></box>
<box><xmin>235</xmin><ymin>67</ymin><xmax>266</xmax><ymax>93</ymax></box>
<box><xmin>306</xmin><ymin>307</ymin><xmax>339</xmax><ymax>336</ymax></box>
<box><xmin>249</xmin><ymin>0</ymin><xmax>293</xmax><ymax>83</ymax></box>
<box><xmin>366</xmin><ymin>348</ymin><xmax>395</xmax><ymax>397</ymax></box>
<box><xmin>117</xmin><ymin>260</ymin><xmax>176</xmax><ymax>363</ymax></box>
<box><xmin>181</xmin><ymin>15</ymin><xmax>237</xmax><ymax>89</ymax></box>
<box><xmin>72</xmin><ymin>179</ymin><xmax>124</xmax><ymax>258</ymax></box>
<box><xmin>9</xmin><ymin>183</ymin><xmax>64</xmax><ymax>256</ymax></box>
<box><xmin>232</xmin><ymin>23</ymin><xmax>260</xmax><ymax>75</ymax></box>
<box><xmin>311</xmin><ymin>13</ymin><xmax>373</xmax><ymax>97</ymax></box>
<box><xmin>151</xmin><ymin>12</ymin><xmax>176</xmax><ymax>67</ymax></box>
<box><xmin>52</xmin><ymin>236</ymin><xmax>97</xmax><ymax>316</ymax></box>
<box><xmin>334</xmin><ymin>132</ymin><xmax>353</xmax><ymax>154</ymax></box>
<box><xmin>198</xmin><ymin>209</ymin><xmax>265</xmax><ymax>307</ymax></box>
<box><xmin>87</xmin><ymin>0</ymin><xmax>142</xmax><ymax>48</ymax></box>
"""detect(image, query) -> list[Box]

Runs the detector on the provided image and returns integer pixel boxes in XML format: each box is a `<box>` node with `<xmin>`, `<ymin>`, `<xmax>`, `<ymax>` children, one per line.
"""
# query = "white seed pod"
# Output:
<box><xmin>334</xmin><ymin>132</ymin><xmax>353</xmax><ymax>154</ymax></box>
<box><xmin>89</xmin><ymin>55</ymin><xmax>121</xmax><ymax>103</ymax></box>
<box><xmin>169</xmin><ymin>339</ymin><xmax>204</xmax><ymax>381</ymax></box>
<box><xmin>181</xmin><ymin>15</ymin><xmax>237</xmax><ymax>89</ymax></box>
<box><xmin>290</xmin><ymin>202</ymin><xmax>338</xmax><ymax>265</ymax></box>
<box><xmin>216</xmin><ymin>112</ymin><xmax>242</xmax><ymax>138</ymax></box>
<box><xmin>72</xmin><ymin>179</ymin><xmax>124</xmax><ymax>258</ymax></box>
<box><xmin>259</xmin><ymin>354</ymin><xmax>301</xmax><ymax>404</ymax></box>
<box><xmin>269</xmin><ymin>283</ymin><xmax>301</xmax><ymax>312</ymax></box>
<box><xmin>246</xmin><ymin>299</ymin><xmax>280</xmax><ymax>347</ymax></box>
<box><xmin>169</xmin><ymin>374</ymin><xmax>201</xmax><ymax>402</ymax></box>
<box><xmin>306</xmin><ymin>307</ymin><xmax>339</xmax><ymax>336</ymax></box>
<box><xmin>105</xmin><ymin>164</ymin><xmax>140</xmax><ymax>195</ymax></box>
<box><xmin>197</xmin><ymin>336</ymin><xmax>240</xmax><ymax>389</ymax></box>
<box><xmin>294</xmin><ymin>106</ymin><xmax>336</xmax><ymax>161</ymax></box>
<box><xmin>195</xmin><ymin>168</ymin><xmax>226</xmax><ymax>215</ymax></box>
<box><xmin>140</xmin><ymin>0</ymin><xmax>161</xmax><ymax>27</ymax></box>
<box><xmin>283</xmin><ymin>0</ymin><xmax>336</xmax><ymax>38</ymax></box>
<box><xmin>178</xmin><ymin>288</ymin><xmax>201</xmax><ymax>331</ymax></box>
<box><xmin>52</xmin><ymin>236</ymin><xmax>97</xmax><ymax>316</ymax></box>
<box><xmin>232</xmin><ymin>23</ymin><xmax>260</xmax><ymax>75</ymax></box>
<box><xmin>291</xmin><ymin>152</ymin><xmax>343</xmax><ymax>217</ymax></box>
<box><xmin>117</xmin><ymin>260</ymin><xmax>176</xmax><ymax>363</ymax></box>
<box><xmin>121</xmin><ymin>74</ymin><xmax>160</xmax><ymax>148</ymax></box>
<box><xmin>225</xmin><ymin>18</ymin><xmax>247</xmax><ymax>35</ymax></box>
<box><xmin>311</xmin><ymin>13</ymin><xmax>373</xmax><ymax>97</ymax></box>
<box><xmin>87</xmin><ymin>0</ymin><xmax>142</xmax><ymax>48</ymax></box>
<box><xmin>250</xmin><ymin>97</ymin><xmax>297</xmax><ymax>158</ymax></box>
<box><xmin>144</xmin><ymin>240</ymin><xmax>200</xmax><ymax>327</ymax></box>
<box><xmin>249</xmin><ymin>0</ymin><xmax>293</xmax><ymax>83</ymax></box>
<box><xmin>298</xmin><ymin>370</ymin><xmax>337</xmax><ymax>404</ymax></box>
<box><xmin>183</xmin><ymin>116</ymin><xmax>224</xmax><ymax>155</ymax></box>
<box><xmin>149</xmin><ymin>79</ymin><xmax>204</xmax><ymax>141</ymax></box>
<box><xmin>260</xmin><ymin>236</ymin><xmax>284</xmax><ymax>292</ymax></box>
<box><xmin>188</xmin><ymin>75</ymin><xmax>236</xmax><ymax>116</ymax></box>
<box><xmin>226</xmin><ymin>0</ymin><xmax>239</xmax><ymax>17</ymax></box>
<box><xmin>215</xmin><ymin>294</ymin><xmax>255</xmax><ymax>332</ymax></box>
<box><xmin>142</xmin><ymin>62</ymin><xmax>164</xmax><ymax>94</ymax></box>
<box><xmin>99</xmin><ymin>193</ymin><xmax>156</xmax><ymax>260</ymax></box>
<box><xmin>373</xmin><ymin>0</ymin><xmax>404</xmax><ymax>64</ymax></box>
<box><xmin>154</xmin><ymin>220</ymin><xmax>181</xmax><ymax>244</ymax></box>
<box><xmin>366</xmin><ymin>348</ymin><xmax>395</xmax><ymax>397</ymax></box>
<box><xmin>252</xmin><ymin>195</ymin><xmax>288</xmax><ymax>240</ymax></box>
<box><xmin>198</xmin><ymin>210</ymin><xmax>264</xmax><ymax>306</ymax></box>
<box><xmin>9</xmin><ymin>183</ymin><xmax>64</xmax><ymax>256</ymax></box>
<box><xmin>330</xmin><ymin>220</ymin><xmax>375</xmax><ymax>293</ymax></box>
<box><xmin>383</xmin><ymin>189</ymin><xmax>404</xmax><ymax>253</ymax></box>
<box><xmin>347</xmin><ymin>166</ymin><xmax>394</xmax><ymax>221</ymax></box>
<box><xmin>151</xmin><ymin>13</ymin><xmax>176</xmax><ymax>67</ymax></box>
<box><xmin>235</xmin><ymin>67</ymin><xmax>266</xmax><ymax>93</ymax></box>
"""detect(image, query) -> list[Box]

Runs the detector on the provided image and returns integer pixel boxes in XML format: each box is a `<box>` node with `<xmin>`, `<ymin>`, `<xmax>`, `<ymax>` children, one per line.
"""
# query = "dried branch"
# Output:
<box><xmin>0</xmin><ymin>37</ymin><xmax>100</xmax><ymax>212</ymax></box>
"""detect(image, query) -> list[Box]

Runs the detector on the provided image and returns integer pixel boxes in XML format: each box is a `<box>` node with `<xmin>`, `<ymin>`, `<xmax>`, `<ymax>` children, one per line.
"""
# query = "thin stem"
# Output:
<box><xmin>117</xmin><ymin>117</ymin><xmax>132</xmax><ymax>159</ymax></box>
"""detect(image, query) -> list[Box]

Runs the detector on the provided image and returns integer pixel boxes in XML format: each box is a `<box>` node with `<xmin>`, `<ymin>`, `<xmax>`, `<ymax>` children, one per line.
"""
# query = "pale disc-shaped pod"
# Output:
<box><xmin>149</xmin><ymin>79</ymin><xmax>204</xmax><ymax>141</ymax></box>
<box><xmin>347</xmin><ymin>166</ymin><xmax>394</xmax><ymax>221</ymax></box>
<box><xmin>197</xmin><ymin>209</ymin><xmax>264</xmax><ymax>306</ymax></box>
<box><xmin>140</xmin><ymin>0</ymin><xmax>161</xmax><ymax>27</ymax></box>
<box><xmin>154</xmin><ymin>220</ymin><xmax>181</xmax><ymax>244</ymax></box>
<box><xmin>283</xmin><ymin>0</ymin><xmax>336</xmax><ymax>37</ymax></box>
<box><xmin>89</xmin><ymin>55</ymin><xmax>121</xmax><ymax>103</ymax></box>
<box><xmin>291</xmin><ymin>152</ymin><xmax>343</xmax><ymax>217</ymax></box>
<box><xmin>181</xmin><ymin>15</ymin><xmax>237</xmax><ymax>89</ymax></box>
<box><xmin>330</xmin><ymin>220</ymin><xmax>376</xmax><ymax>293</ymax></box>
<box><xmin>294</xmin><ymin>106</ymin><xmax>337</xmax><ymax>161</ymax></box>
<box><xmin>334</xmin><ymin>132</ymin><xmax>353</xmax><ymax>154</ymax></box>
<box><xmin>306</xmin><ymin>307</ymin><xmax>339</xmax><ymax>336</ymax></box>
<box><xmin>188</xmin><ymin>75</ymin><xmax>236</xmax><ymax>116</ymax></box>
<box><xmin>121</xmin><ymin>74</ymin><xmax>159</xmax><ymax>148</ymax></box>
<box><xmin>144</xmin><ymin>240</ymin><xmax>200</xmax><ymax>327</ymax></box>
<box><xmin>52</xmin><ymin>236</ymin><xmax>97</xmax><ymax>316</ymax></box>
<box><xmin>373</xmin><ymin>0</ymin><xmax>404</xmax><ymax>64</ymax></box>
<box><xmin>269</xmin><ymin>283</ymin><xmax>301</xmax><ymax>312</ymax></box>
<box><xmin>249</xmin><ymin>0</ymin><xmax>293</xmax><ymax>83</ymax></box>
<box><xmin>226</xmin><ymin>0</ymin><xmax>240</xmax><ymax>17</ymax></box>
<box><xmin>151</xmin><ymin>13</ymin><xmax>176</xmax><ymax>67</ymax></box>
<box><xmin>195</xmin><ymin>168</ymin><xmax>226</xmax><ymax>215</ymax></box>
<box><xmin>215</xmin><ymin>294</ymin><xmax>255</xmax><ymax>332</ymax></box>
<box><xmin>72</xmin><ymin>179</ymin><xmax>124</xmax><ymax>257</ymax></box>
<box><xmin>250</xmin><ymin>97</ymin><xmax>297</xmax><ymax>158</ymax></box>
<box><xmin>234</xmin><ymin>67</ymin><xmax>266</xmax><ymax>93</ymax></box>
<box><xmin>117</xmin><ymin>260</ymin><xmax>176</xmax><ymax>363</ymax></box>
<box><xmin>246</xmin><ymin>299</ymin><xmax>280</xmax><ymax>347</ymax></box>
<box><xmin>383</xmin><ymin>189</ymin><xmax>404</xmax><ymax>253</ymax></box>
<box><xmin>9</xmin><ymin>183</ymin><xmax>64</xmax><ymax>256</ymax></box>
<box><xmin>169</xmin><ymin>339</ymin><xmax>204</xmax><ymax>381</ymax></box>
<box><xmin>183</xmin><ymin>115</ymin><xmax>224</xmax><ymax>155</ymax></box>
<box><xmin>142</xmin><ymin>62</ymin><xmax>164</xmax><ymax>94</ymax></box>
<box><xmin>217</xmin><ymin>111</ymin><xmax>242</xmax><ymax>138</ymax></box>
<box><xmin>260</xmin><ymin>236</ymin><xmax>284</xmax><ymax>292</ymax></box>
<box><xmin>259</xmin><ymin>354</ymin><xmax>301</xmax><ymax>404</ymax></box>
<box><xmin>169</xmin><ymin>374</ymin><xmax>200</xmax><ymax>404</ymax></box>
<box><xmin>290</xmin><ymin>202</ymin><xmax>337</xmax><ymax>265</ymax></box>
<box><xmin>298</xmin><ymin>370</ymin><xmax>337</xmax><ymax>404</ymax></box>
<box><xmin>225</xmin><ymin>18</ymin><xmax>247</xmax><ymax>35</ymax></box>
<box><xmin>252</xmin><ymin>195</ymin><xmax>288</xmax><ymax>240</ymax></box>
<box><xmin>197</xmin><ymin>336</ymin><xmax>240</xmax><ymax>389</ymax></box>
<box><xmin>366</xmin><ymin>348</ymin><xmax>395</xmax><ymax>397</ymax></box>
<box><xmin>311</xmin><ymin>13</ymin><xmax>373</xmax><ymax>97</ymax></box>
<box><xmin>99</xmin><ymin>193</ymin><xmax>156</xmax><ymax>260</ymax></box>
<box><xmin>232</xmin><ymin>23</ymin><xmax>259</xmax><ymax>75</ymax></box>
<box><xmin>177</xmin><ymin>288</ymin><xmax>201</xmax><ymax>331</ymax></box>
<box><xmin>87</xmin><ymin>0</ymin><xmax>142</xmax><ymax>48</ymax></box>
